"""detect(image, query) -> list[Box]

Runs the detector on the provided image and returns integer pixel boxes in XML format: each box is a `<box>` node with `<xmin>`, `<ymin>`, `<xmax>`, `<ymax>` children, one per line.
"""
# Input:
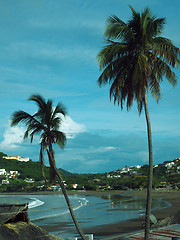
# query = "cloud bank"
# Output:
<box><xmin>0</xmin><ymin>116</ymin><xmax>87</xmax><ymax>150</ymax></box>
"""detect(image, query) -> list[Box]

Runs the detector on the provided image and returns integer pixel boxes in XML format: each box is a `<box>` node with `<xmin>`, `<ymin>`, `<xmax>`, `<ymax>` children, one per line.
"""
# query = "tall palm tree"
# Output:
<box><xmin>97</xmin><ymin>5</ymin><xmax>180</xmax><ymax>240</ymax></box>
<box><xmin>11</xmin><ymin>94</ymin><xmax>86</xmax><ymax>240</ymax></box>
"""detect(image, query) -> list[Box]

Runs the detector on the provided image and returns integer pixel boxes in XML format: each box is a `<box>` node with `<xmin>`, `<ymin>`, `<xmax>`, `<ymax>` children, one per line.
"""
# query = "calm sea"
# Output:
<box><xmin>0</xmin><ymin>193</ymin><xmax>170</xmax><ymax>239</ymax></box>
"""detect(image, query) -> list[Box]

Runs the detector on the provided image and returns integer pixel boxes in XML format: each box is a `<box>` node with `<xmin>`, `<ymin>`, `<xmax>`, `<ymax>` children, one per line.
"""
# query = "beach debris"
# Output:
<box><xmin>150</xmin><ymin>214</ymin><xmax>157</xmax><ymax>225</ymax></box>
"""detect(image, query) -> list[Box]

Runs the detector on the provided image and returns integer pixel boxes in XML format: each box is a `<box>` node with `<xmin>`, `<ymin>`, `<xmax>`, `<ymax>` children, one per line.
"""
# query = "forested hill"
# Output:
<box><xmin>0</xmin><ymin>152</ymin><xmax>71</xmax><ymax>181</ymax></box>
<box><xmin>0</xmin><ymin>152</ymin><xmax>180</xmax><ymax>191</ymax></box>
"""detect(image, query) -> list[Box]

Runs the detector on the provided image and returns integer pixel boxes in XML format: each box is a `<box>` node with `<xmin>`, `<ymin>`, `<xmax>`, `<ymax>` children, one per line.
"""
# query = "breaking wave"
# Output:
<box><xmin>28</xmin><ymin>198</ymin><xmax>44</xmax><ymax>209</ymax></box>
<box><xmin>28</xmin><ymin>195</ymin><xmax>89</xmax><ymax>221</ymax></box>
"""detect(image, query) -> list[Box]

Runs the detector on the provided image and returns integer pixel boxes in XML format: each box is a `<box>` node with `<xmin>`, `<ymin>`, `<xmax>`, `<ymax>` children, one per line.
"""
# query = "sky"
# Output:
<box><xmin>0</xmin><ymin>0</ymin><xmax>180</xmax><ymax>173</ymax></box>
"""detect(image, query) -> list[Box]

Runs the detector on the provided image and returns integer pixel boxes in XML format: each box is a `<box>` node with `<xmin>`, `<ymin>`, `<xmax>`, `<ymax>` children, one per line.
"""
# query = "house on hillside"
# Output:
<box><xmin>10</xmin><ymin>171</ymin><xmax>18</xmax><ymax>175</ymax></box>
<box><xmin>119</xmin><ymin>167</ymin><xmax>130</xmax><ymax>173</ymax></box>
<box><xmin>0</xmin><ymin>169</ymin><xmax>6</xmax><ymax>175</ymax></box>
<box><xmin>2</xmin><ymin>179</ymin><xmax>9</xmax><ymax>184</ymax></box>
<box><xmin>9</xmin><ymin>171</ymin><xmax>19</xmax><ymax>179</ymax></box>
<box><xmin>165</xmin><ymin>162</ymin><xmax>175</xmax><ymax>169</ymax></box>
<box><xmin>3</xmin><ymin>156</ymin><xmax>29</xmax><ymax>162</ymax></box>
<box><xmin>51</xmin><ymin>184</ymin><xmax>61</xmax><ymax>191</ymax></box>
<box><xmin>72</xmin><ymin>184</ymin><xmax>78</xmax><ymax>189</ymax></box>
<box><xmin>17</xmin><ymin>157</ymin><xmax>29</xmax><ymax>162</ymax></box>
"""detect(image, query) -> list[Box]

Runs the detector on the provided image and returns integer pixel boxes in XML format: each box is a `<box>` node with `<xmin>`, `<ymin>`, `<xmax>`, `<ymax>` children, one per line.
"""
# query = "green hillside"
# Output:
<box><xmin>1</xmin><ymin>152</ymin><xmax>180</xmax><ymax>192</ymax></box>
<box><xmin>0</xmin><ymin>152</ymin><xmax>49</xmax><ymax>181</ymax></box>
<box><xmin>0</xmin><ymin>152</ymin><xmax>71</xmax><ymax>181</ymax></box>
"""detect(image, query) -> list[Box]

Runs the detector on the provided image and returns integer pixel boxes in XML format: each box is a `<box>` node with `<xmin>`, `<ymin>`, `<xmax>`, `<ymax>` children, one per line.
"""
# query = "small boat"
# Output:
<box><xmin>0</xmin><ymin>203</ymin><xmax>29</xmax><ymax>224</ymax></box>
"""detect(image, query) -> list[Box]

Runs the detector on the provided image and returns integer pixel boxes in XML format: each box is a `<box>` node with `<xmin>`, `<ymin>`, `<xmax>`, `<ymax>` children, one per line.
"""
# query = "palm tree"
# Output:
<box><xmin>11</xmin><ymin>94</ymin><xmax>86</xmax><ymax>240</ymax></box>
<box><xmin>97</xmin><ymin>5</ymin><xmax>180</xmax><ymax>240</ymax></box>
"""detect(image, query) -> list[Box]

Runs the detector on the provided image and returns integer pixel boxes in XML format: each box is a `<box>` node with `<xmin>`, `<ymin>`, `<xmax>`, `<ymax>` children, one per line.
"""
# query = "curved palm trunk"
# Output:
<box><xmin>40</xmin><ymin>145</ymin><xmax>47</xmax><ymax>185</ymax></box>
<box><xmin>47</xmin><ymin>146</ymin><xmax>87</xmax><ymax>240</ymax></box>
<box><xmin>144</xmin><ymin>93</ymin><xmax>153</xmax><ymax>240</ymax></box>
<box><xmin>40</xmin><ymin>163</ymin><xmax>47</xmax><ymax>185</ymax></box>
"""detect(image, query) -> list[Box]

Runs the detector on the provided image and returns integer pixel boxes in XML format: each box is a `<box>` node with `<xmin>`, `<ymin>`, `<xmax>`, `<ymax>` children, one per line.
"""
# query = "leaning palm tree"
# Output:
<box><xmin>97</xmin><ymin>5</ymin><xmax>180</xmax><ymax>240</ymax></box>
<box><xmin>11</xmin><ymin>94</ymin><xmax>86</xmax><ymax>240</ymax></box>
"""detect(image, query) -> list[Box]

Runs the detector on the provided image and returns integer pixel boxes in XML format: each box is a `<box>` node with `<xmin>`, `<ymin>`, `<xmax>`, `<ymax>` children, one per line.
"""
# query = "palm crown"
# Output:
<box><xmin>11</xmin><ymin>94</ymin><xmax>67</xmax><ymax>182</ymax></box>
<box><xmin>97</xmin><ymin>5</ymin><xmax>180</xmax><ymax>113</ymax></box>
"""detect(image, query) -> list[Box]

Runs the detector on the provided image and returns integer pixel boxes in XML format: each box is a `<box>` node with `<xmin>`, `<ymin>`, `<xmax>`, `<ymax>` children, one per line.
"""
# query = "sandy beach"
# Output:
<box><xmin>1</xmin><ymin>190</ymin><xmax>179</xmax><ymax>238</ymax></box>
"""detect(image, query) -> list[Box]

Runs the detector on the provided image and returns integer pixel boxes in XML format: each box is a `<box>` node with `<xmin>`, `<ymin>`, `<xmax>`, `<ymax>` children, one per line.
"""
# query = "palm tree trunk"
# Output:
<box><xmin>144</xmin><ymin>93</ymin><xmax>153</xmax><ymax>240</ymax></box>
<box><xmin>40</xmin><ymin>163</ymin><xmax>47</xmax><ymax>185</ymax></box>
<box><xmin>47</xmin><ymin>147</ymin><xmax>87</xmax><ymax>240</ymax></box>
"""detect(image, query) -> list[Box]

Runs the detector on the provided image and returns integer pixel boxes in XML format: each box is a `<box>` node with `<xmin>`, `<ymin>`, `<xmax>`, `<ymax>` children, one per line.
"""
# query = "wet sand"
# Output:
<box><xmin>84</xmin><ymin>190</ymin><xmax>180</xmax><ymax>237</ymax></box>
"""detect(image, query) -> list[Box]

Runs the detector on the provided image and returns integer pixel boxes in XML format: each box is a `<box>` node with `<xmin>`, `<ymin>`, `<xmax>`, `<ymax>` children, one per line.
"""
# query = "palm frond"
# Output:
<box><xmin>152</xmin><ymin>37</ymin><xmax>180</xmax><ymax>67</ymax></box>
<box><xmin>152</xmin><ymin>18</ymin><xmax>166</xmax><ymax>36</ymax></box>
<box><xmin>29</xmin><ymin>125</ymin><xmax>43</xmax><ymax>143</ymax></box>
<box><xmin>51</xmin><ymin>102</ymin><xmax>67</xmax><ymax>128</ymax></box>
<box><xmin>51</xmin><ymin>130</ymin><xmax>66</xmax><ymax>149</ymax></box>
<box><xmin>28</xmin><ymin>94</ymin><xmax>46</xmax><ymax>112</ymax></box>
<box><xmin>97</xmin><ymin>42</ymin><xmax>128</xmax><ymax>70</ymax></box>
<box><xmin>11</xmin><ymin>111</ymin><xmax>34</xmax><ymax>126</ymax></box>
<box><xmin>105</xmin><ymin>15</ymin><xmax>133</xmax><ymax>42</ymax></box>
<box><xmin>54</xmin><ymin>102</ymin><xmax>67</xmax><ymax>116</ymax></box>
<box><xmin>51</xmin><ymin>117</ymin><xmax>61</xmax><ymax>130</ymax></box>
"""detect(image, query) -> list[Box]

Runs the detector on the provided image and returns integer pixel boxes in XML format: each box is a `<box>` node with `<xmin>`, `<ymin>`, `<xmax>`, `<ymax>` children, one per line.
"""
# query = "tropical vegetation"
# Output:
<box><xmin>97</xmin><ymin>5</ymin><xmax>180</xmax><ymax>239</ymax></box>
<box><xmin>1</xmin><ymin>152</ymin><xmax>180</xmax><ymax>192</ymax></box>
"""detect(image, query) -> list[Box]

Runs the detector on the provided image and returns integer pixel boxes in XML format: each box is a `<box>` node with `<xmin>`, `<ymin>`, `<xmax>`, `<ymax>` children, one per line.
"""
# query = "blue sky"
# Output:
<box><xmin>0</xmin><ymin>0</ymin><xmax>179</xmax><ymax>173</ymax></box>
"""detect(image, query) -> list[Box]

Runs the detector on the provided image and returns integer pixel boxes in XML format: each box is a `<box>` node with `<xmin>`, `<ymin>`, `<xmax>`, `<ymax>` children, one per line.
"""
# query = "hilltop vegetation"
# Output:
<box><xmin>0</xmin><ymin>152</ymin><xmax>70</xmax><ymax>180</ymax></box>
<box><xmin>0</xmin><ymin>152</ymin><xmax>180</xmax><ymax>192</ymax></box>
<box><xmin>0</xmin><ymin>152</ymin><xmax>49</xmax><ymax>181</ymax></box>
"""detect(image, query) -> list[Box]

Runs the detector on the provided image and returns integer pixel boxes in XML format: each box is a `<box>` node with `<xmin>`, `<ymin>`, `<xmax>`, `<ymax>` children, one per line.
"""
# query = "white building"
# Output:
<box><xmin>0</xmin><ymin>169</ymin><xmax>6</xmax><ymax>175</ymax></box>
<box><xmin>165</xmin><ymin>162</ymin><xmax>175</xmax><ymax>169</ymax></box>
<box><xmin>10</xmin><ymin>171</ymin><xmax>19</xmax><ymax>175</ymax></box>
<box><xmin>25</xmin><ymin>178</ymin><xmax>34</xmax><ymax>183</ymax></box>
<box><xmin>2</xmin><ymin>179</ymin><xmax>9</xmax><ymax>184</ymax></box>
<box><xmin>3</xmin><ymin>156</ymin><xmax>29</xmax><ymax>162</ymax></box>
<box><xmin>18</xmin><ymin>157</ymin><xmax>29</xmax><ymax>162</ymax></box>
<box><xmin>72</xmin><ymin>184</ymin><xmax>78</xmax><ymax>189</ymax></box>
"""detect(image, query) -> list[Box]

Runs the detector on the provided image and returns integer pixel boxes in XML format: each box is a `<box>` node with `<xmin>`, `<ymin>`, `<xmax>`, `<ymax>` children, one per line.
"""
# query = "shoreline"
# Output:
<box><xmin>1</xmin><ymin>190</ymin><xmax>180</xmax><ymax>238</ymax></box>
<box><xmin>84</xmin><ymin>190</ymin><xmax>180</xmax><ymax>237</ymax></box>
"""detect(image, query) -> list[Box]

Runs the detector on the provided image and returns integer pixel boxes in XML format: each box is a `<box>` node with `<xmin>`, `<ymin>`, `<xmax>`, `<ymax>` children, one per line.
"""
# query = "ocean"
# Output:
<box><xmin>0</xmin><ymin>193</ymin><xmax>170</xmax><ymax>239</ymax></box>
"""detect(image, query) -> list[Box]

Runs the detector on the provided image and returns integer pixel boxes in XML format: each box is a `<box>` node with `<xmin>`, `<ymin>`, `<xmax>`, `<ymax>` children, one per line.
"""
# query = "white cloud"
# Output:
<box><xmin>89</xmin><ymin>146</ymin><xmax>117</xmax><ymax>153</ymax></box>
<box><xmin>60</xmin><ymin>115</ymin><xmax>87</xmax><ymax>138</ymax></box>
<box><xmin>0</xmin><ymin>124</ymin><xmax>25</xmax><ymax>149</ymax></box>
<box><xmin>0</xmin><ymin>116</ymin><xmax>87</xmax><ymax>149</ymax></box>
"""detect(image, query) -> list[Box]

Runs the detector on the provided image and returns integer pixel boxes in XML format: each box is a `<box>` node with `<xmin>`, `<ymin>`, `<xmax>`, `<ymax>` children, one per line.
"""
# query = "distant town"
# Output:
<box><xmin>0</xmin><ymin>152</ymin><xmax>180</xmax><ymax>192</ymax></box>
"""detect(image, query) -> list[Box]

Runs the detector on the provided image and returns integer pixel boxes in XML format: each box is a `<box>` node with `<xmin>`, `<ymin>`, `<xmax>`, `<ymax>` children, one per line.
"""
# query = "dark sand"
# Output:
<box><xmin>83</xmin><ymin>190</ymin><xmax>180</xmax><ymax>237</ymax></box>
<box><xmin>1</xmin><ymin>190</ymin><xmax>180</xmax><ymax>238</ymax></box>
